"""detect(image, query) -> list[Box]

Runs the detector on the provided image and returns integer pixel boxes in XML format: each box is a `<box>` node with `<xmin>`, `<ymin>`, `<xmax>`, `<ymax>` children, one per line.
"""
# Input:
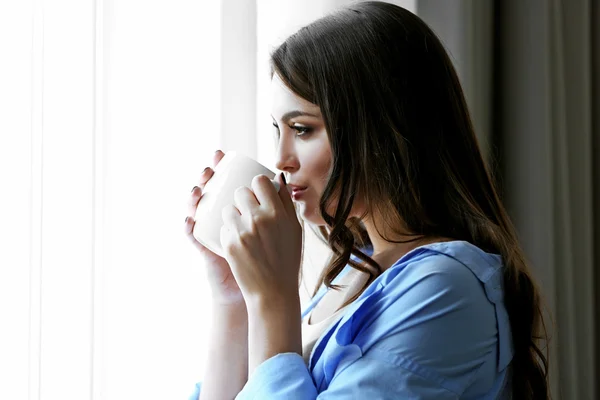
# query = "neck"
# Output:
<box><xmin>362</xmin><ymin>215</ymin><xmax>445</xmax><ymax>272</ymax></box>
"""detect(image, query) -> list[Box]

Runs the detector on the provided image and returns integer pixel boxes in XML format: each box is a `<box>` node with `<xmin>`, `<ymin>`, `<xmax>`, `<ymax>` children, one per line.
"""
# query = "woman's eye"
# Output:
<box><xmin>291</xmin><ymin>125</ymin><xmax>312</xmax><ymax>136</ymax></box>
<box><xmin>272</xmin><ymin>121</ymin><xmax>312</xmax><ymax>138</ymax></box>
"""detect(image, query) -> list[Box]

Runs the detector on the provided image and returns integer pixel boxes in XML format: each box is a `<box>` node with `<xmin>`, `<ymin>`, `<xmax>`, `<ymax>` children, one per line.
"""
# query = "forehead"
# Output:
<box><xmin>270</xmin><ymin>74</ymin><xmax>321</xmax><ymax>118</ymax></box>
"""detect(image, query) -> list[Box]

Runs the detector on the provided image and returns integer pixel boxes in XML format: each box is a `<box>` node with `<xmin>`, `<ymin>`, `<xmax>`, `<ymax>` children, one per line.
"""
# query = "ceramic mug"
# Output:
<box><xmin>192</xmin><ymin>151</ymin><xmax>280</xmax><ymax>258</ymax></box>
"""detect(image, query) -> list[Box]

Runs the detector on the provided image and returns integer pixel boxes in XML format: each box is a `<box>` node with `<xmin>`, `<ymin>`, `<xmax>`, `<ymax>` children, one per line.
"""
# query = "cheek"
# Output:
<box><xmin>307</xmin><ymin>147</ymin><xmax>332</xmax><ymax>185</ymax></box>
<box><xmin>297</xmin><ymin>132</ymin><xmax>332</xmax><ymax>224</ymax></box>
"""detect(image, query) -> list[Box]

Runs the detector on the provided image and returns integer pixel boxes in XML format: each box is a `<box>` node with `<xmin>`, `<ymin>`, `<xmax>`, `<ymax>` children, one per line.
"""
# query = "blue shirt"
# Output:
<box><xmin>190</xmin><ymin>240</ymin><xmax>513</xmax><ymax>399</ymax></box>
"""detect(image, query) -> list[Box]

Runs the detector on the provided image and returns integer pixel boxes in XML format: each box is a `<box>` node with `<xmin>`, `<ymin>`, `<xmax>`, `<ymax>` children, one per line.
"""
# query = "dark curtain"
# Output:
<box><xmin>419</xmin><ymin>1</ymin><xmax>599</xmax><ymax>398</ymax></box>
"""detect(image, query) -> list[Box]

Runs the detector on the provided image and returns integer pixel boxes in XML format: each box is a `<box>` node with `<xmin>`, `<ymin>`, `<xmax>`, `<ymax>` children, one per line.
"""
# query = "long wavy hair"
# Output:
<box><xmin>270</xmin><ymin>1</ymin><xmax>549</xmax><ymax>398</ymax></box>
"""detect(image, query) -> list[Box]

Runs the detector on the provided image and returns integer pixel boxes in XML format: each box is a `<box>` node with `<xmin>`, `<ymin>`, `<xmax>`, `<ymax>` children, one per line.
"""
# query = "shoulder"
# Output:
<box><xmin>336</xmin><ymin>241</ymin><xmax>503</xmax><ymax>340</ymax></box>
<box><xmin>329</xmin><ymin>241</ymin><xmax>507</xmax><ymax>394</ymax></box>
<box><xmin>357</xmin><ymin>241</ymin><xmax>502</xmax><ymax>321</ymax></box>
<box><xmin>380</xmin><ymin>240</ymin><xmax>502</xmax><ymax>290</ymax></box>
<box><xmin>388</xmin><ymin>242</ymin><xmax>489</xmax><ymax>294</ymax></box>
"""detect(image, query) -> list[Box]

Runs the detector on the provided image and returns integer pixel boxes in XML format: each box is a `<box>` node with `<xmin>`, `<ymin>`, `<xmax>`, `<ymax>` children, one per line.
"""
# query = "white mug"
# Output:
<box><xmin>193</xmin><ymin>151</ymin><xmax>280</xmax><ymax>258</ymax></box>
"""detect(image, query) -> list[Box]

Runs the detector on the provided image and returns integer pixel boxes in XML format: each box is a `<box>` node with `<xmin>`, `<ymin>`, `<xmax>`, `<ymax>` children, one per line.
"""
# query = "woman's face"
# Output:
<box><xmin>271</xmin><ymin>74</ymin><xmax>332</xmax><ymax>225</ymax></box>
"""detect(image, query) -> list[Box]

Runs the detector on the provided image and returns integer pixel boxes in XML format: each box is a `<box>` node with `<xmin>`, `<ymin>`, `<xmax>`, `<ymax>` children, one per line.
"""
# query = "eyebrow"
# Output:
<box><xmin>272</xmin><ymin>110</ymin><xmax>321</xmax><ymax>124</ymax></box>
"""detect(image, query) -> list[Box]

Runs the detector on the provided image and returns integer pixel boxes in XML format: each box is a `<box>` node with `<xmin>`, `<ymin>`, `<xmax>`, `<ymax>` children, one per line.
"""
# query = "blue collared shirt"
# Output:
<box><xmin>190</xmin><ymin>240</ymin><xmax>513</xmax><ymax>399</ymax></box>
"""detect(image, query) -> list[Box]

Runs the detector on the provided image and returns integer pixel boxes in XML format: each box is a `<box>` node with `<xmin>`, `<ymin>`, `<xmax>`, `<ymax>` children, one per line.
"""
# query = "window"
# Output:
<box><xmin>0</xmin><ymin>1</ymin><xmax>415</xmax><ymax>399</ymax></box>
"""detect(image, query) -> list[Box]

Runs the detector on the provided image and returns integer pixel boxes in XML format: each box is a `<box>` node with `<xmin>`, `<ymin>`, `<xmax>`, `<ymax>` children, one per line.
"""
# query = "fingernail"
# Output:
<box><xmin>185</xmin><ymin>216</ymin><xmax>189</xmax><ymax>223</ymax></box>
<box><xmin>191</xmin><ymin>186</ymin><xmax>199</xmax><ymax>193</ymax></box>
<box><xmin>282</xmin><ymin>173</ymin><xmax>287</xmax><ymax>185</ymax></box>
<box><xmin>202</xmin><ymin>167</ymin><xmax>209</xmax><ymax>174</ymax></box>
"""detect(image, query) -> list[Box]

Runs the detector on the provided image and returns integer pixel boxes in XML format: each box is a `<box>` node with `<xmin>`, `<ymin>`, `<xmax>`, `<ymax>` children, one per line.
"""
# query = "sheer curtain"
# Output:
<box><xmin>1</xmin><ymin>0</ymin><xmax>220</xmax><ymax>398</ymax></box>
<box><xmin>0</xmin><ymin>1</ymin><xmax>416</xmax><ymax>400</ymax></box>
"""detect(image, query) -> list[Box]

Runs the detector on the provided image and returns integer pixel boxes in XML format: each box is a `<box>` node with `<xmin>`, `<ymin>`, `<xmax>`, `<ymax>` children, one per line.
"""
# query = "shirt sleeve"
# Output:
<box><xmin>235</xmin><ymin>351</ymin><xmax>457</xmax><ymax>400</ymax></box>
<box><xmin>188</xmin><ymin>382</ymin><xmax>201</xmax><ymax>400</ymax></box>
<box><xmin>236</xmin><ymin>353</ymin><xmax>318</xmax><ymax>399</ymax></box>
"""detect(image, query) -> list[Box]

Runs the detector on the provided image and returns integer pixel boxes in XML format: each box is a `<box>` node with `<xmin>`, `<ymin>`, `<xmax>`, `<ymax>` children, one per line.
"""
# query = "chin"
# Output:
<box><xmin>296</xmin><ymin>201</ymin><xmax>327</xmax><ymax>226</ymax></box>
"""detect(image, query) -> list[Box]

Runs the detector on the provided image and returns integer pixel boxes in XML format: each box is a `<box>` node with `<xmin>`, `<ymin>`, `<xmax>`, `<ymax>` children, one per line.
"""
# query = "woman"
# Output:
<box><xmin>185</xmin><ymin>2</ymin><xmax>549</xmax><ymax>398</ymax></box>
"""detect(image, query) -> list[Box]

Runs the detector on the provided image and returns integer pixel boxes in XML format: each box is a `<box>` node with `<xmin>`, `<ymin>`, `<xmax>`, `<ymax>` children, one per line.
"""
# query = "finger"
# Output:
<box><xmin>219</xmin><ymin>224</ymin><xmax>230</xmax><ymax>256</ymax></box>
<box><xmin>197</xmin><ymin>150</ymin><xmax>224</xmax><ymax>191</ymax></box>
<box><xmin>198</xmin><ymin>167</ymin><xmax>214</xmax><ymax>191</ymax></box>
<box><xmin>277</xmin><ymin>173</ymin><xmax>297</xmax><ymax>218</ymax></box>
<box><xmin>221</xmin><ymin>204</ymin><xmax>245</xmax><ymax>247</ymax></box>
<box><xmin>212</xmin><ymin>150</ymin><xmax>225</xmax><ymax>168</ymax></box>
<box><xmin>221</xmin><ymin>204</ymin><xmax>248</xmax><ymax>262</ymax></box>
<box><xmin>221</xmin><ymin>203</ymin><xmax>242</xmax><ymax>227</ymax></box>
<box><xmin>271</xmin><ymin>179</ymin><xmax>280</xmax><ymax>193</ymax></box>
<box><xmin>251</xmin><ymin>174</ymin><xmax>282</xmax><ymax>212</ymax></box>
<box><xmin>183</xmin><ymin>216</ymin><xmax>210</xmax><ymax>254</ymax></box>
<box><xmin>233</xmin><ymin>186</ymin><xmax>260</xmax><ymax>215</ymax></box>
<box><xmin>188</xmin><ymin>185</ymin><xmax>202</xmax><ymax>217</ymax></box>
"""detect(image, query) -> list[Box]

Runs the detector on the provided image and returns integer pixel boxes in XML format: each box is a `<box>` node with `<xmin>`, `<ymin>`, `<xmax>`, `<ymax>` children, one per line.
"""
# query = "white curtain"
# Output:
<box><xmin>0</xmin><ymin>1</ymin><xmax>414</xmax><ymax>399</ymax></box>
<box><xmin>1</xmin><ymin>0</ymin><xmax>221</xmax><ymax>398</ymax></box>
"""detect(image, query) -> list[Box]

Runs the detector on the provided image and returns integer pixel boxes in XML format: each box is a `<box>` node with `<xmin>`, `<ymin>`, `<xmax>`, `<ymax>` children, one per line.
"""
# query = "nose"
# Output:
<box><xmin>274</xmin><ymin>135</ymin><xmax>300</xmax><ymax>174</ymax></box>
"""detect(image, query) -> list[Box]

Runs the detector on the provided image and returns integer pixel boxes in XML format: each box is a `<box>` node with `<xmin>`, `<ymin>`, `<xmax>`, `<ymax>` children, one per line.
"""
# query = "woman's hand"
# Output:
<box><xmin>220</xmin><ymin>173</ymin><xmax>303</xmax><ymax>304</ymax></box>
<box><xmin>184</xmin><ymin>150</ymin><xmax>244</xmax><ymax>306</ymax></box>
<box><xmin>220</xmin><ymin>172</ymin><xmax>303</xmax><ymax>374</ymax></box>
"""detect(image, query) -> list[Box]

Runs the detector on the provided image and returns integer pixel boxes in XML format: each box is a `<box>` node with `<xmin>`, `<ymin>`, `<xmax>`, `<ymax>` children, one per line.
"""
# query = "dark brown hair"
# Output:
<box><xmin>271</xmin><ymin>1</ymin><xmax>549</xmax><ymax>398</ymax></box>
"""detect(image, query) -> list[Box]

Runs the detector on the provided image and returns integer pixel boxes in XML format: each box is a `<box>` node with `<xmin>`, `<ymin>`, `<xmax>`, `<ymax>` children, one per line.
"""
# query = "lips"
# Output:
<box><xmin>288</xmin><ymin>184</ymin><xmax>308</xmax><ymax>200</ymax></box>
<box><xmin>288</xmin><ymin>184</ymin><xmax>307</xmax><ymax>192</ymax></box>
